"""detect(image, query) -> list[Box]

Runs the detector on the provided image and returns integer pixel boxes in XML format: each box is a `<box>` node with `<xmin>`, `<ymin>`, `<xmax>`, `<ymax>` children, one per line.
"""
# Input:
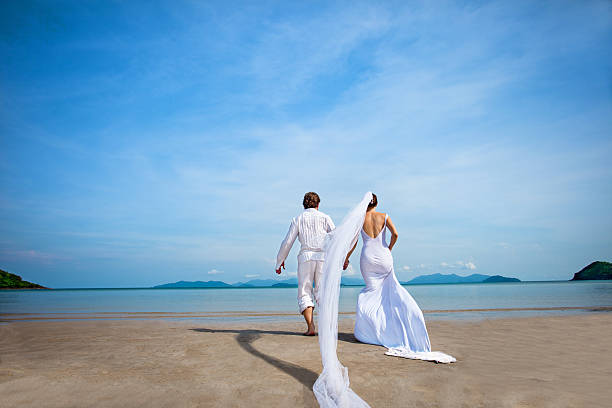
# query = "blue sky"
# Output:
<box><xmin>1</xmin><ymin>0</ymin><xmax>611</xmax><ymax>287</ymax></box>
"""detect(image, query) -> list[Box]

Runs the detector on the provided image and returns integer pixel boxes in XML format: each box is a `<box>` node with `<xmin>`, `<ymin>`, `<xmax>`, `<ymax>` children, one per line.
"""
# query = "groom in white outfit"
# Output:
<box><xmin>276</xmin><ymin>192</ymin><xmax>335</xmax><ymax>335</ymax></box>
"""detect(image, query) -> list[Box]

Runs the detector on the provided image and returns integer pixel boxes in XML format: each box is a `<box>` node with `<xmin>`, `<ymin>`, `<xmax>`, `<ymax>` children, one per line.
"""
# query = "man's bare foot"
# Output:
<box><xmin>303</xmin><ymin>325</ymin><xmax>316</xmax><ymax>336</ymax></box>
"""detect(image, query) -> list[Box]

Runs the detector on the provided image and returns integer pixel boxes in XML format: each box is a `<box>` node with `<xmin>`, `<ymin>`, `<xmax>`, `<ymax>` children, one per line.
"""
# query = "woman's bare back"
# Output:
<box><xmin>362</xmin><ymin>211</ymin><xmax>387</xmax><ymax>239</ymax></box>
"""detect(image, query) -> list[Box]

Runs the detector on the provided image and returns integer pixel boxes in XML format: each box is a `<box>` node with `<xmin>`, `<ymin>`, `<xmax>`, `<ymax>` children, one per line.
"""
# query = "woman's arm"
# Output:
<box><xmin>386</xmin><ymin>215</ymin><xmax>399</xmax><ymax>251</ymax></box>
<box><xmin>343</xmin><ymin>240</ymin><xmax>358</xmax><ymax>270</ymax></box>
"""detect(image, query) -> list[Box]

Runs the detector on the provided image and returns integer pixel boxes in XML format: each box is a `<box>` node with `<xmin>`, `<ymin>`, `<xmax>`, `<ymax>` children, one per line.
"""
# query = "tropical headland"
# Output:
<box><xmin>0</xmin><ymin>269</ymin><xmax>47</xmax><ymax>289</ymax></box>
<box><xmin>571</xmin><ymin>261</ymin><xmax>612</xmax><ymax>280</ymax></box>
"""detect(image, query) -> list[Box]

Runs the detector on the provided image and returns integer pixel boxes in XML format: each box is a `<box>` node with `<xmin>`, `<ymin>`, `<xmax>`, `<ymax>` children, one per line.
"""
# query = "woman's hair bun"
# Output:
<box><xmin>368</xmin><ymin>193</ymin><xmax>378</xmax><ymax>209</ymax></box>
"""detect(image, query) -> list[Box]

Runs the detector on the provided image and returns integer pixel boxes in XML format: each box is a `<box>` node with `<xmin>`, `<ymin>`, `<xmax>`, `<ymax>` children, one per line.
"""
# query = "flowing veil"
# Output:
<box><xmin>313</xmin><ymin>192</ymin><xmax>372</xmax><ymax>408</ymax></box>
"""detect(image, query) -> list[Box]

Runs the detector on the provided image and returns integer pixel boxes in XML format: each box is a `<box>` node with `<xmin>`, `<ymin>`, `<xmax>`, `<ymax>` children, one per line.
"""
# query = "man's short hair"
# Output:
<box><xmin>303</xmin><ymin>192</ymin><xmax>320</xmax><ymax>209</ymax></box>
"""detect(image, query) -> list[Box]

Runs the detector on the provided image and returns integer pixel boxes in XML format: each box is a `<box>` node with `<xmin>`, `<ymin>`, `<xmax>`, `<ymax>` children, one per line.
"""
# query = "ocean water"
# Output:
<box><xmin>1</xmin><ymin>281</ymin><xmax>611</xmax><ymax>323</ymax></box>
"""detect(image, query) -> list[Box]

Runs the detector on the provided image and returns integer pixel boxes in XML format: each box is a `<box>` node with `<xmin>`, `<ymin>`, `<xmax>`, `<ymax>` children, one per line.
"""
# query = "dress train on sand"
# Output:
<box><xmin>354</xmin><ymin>214</ymin><xmax>455</xmax><ymax>364</ymax></box>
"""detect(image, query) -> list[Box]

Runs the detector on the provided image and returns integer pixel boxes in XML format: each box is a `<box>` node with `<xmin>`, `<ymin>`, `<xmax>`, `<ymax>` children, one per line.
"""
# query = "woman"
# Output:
<box><xmin>343</xmin><ymin>193</ymin><xmax>455</xmax><ymax>363</ymax></box>
<box><xmin>313</xmin><ymin>192</ymin><xmax>453</xmax><ymax>408</ymax></box>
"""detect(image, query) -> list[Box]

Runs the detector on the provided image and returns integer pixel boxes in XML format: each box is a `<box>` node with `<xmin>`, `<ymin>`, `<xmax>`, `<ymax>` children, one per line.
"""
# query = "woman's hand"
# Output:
<box><xmin>343</xmin><ymin>241</ymin><xmax>357</xmax><ymax>271</ymax></box>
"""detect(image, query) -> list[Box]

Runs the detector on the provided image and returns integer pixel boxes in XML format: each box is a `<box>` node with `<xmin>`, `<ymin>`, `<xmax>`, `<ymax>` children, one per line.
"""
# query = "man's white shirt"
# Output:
<box><xmin>276</xmin><ymin>208</ymin><xmax>335</xmax><ymax>269</ymax></box>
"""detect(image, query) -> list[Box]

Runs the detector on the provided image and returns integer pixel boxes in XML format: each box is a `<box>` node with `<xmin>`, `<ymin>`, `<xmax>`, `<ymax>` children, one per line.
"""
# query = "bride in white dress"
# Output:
<box><xmin>343</xmin><ymin>193</ymin><xmax>455</xmax><ymax>364</ymax></box>
<box><xmin>313</xmin><ymin>192</ymin><xmax>454</xmax><ymax>408</ymax></box>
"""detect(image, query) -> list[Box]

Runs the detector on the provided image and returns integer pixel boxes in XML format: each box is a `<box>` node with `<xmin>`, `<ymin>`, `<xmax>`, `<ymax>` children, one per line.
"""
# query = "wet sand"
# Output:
<box><xmin>2</xmin><ymin>305</ymin><xmax>611</xmax><ymax>322</ymax></box>
<box><xmin>1</xmin><ymin>313</ymin><xmax>611</xmax><ymax>407</ymax></box>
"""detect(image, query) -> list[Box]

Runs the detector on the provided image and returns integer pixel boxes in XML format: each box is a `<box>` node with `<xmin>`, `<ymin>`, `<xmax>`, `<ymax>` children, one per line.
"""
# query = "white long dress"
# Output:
<box><xmin>354</xmin><ymin>214</ymin><xmax>456</xmax><ymax>364</ymax></box>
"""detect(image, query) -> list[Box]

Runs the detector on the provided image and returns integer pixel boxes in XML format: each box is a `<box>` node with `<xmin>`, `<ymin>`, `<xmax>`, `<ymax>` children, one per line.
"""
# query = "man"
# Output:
<box><xmin>276</xmin><ymin>192</ymin><xmax>335</xmax><ymax>335</ymax></box>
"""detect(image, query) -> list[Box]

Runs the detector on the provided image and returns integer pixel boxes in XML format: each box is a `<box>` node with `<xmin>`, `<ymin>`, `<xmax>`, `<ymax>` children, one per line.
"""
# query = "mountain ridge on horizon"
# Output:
<box><xmin>153</xmin><ymin>272</ymin><xmax>521</xmax><ymax>288</ymax></box>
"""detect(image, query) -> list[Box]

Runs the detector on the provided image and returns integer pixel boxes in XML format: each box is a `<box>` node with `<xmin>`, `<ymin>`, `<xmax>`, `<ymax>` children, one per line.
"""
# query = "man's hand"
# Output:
<box><xmin>343</xmin><ymin>259</ymin><xmax>349</xmax><ymax>270</ymax></box>
<box><xmin>275</xmin><ymin>261</ymin><xmax>285</xmax><ymax>275</ymax></box>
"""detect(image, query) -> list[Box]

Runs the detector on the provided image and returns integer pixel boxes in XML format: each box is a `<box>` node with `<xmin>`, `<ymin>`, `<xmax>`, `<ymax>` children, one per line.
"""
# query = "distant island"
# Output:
<box><xmin>153</xmin><ymin>278</ymin><xmax>295</xmax><ymax>288</ymax></box>
<box><xmin>403</xmin><ymin>273</ymin><xmax>520</xmax><ymax>285</ymax></box>
<box><xmin>154</xmin><ymin>273</ymin><xmax>520</xmax><ymax>288</ymax></box>
<box><xmin>1</xmin><ymin>269</ymin><xmax>47</xmax><ymax>289</ymax></box>
<box><xmin>571</xmin><ymin>261</ymin><xmax>612</xmax><ymax>281</ymax></box>
<box><xmin>482</xmin><ymin>275</ymin><xmax>521</xmax><ymax>283</ymax></box>
<box><xmin>153</xmin><ymin>277</ymin><xmax>365</xmax><ymax>288</ymax></box>
<box><xmin>405</xmin><ymin>273</ymin><xmax>488</xmax><ymax>285</ymax></box>
<box><xmin>154</xmin><ymin>280</ymin><xmax>232</xmax><ymax>288</ymax></box>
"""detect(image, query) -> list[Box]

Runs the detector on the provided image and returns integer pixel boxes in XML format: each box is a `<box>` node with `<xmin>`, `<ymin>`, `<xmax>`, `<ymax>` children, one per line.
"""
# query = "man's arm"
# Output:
<box><xmin>326</xmin><ymin>215</ymin><xmax>336</xmax><ymax>232</ymax></box>
<box><xmin>276</xmin><ymin>218</ymin><xmax>298</xmax><ymax>273</ymax></box>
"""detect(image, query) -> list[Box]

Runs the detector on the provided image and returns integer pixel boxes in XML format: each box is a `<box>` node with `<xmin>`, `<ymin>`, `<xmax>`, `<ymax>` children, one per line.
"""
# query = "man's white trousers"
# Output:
<box><xmin>297</xmin><ymin>260</ymin><xmax>324</xmax><ymax>313</ymax></box>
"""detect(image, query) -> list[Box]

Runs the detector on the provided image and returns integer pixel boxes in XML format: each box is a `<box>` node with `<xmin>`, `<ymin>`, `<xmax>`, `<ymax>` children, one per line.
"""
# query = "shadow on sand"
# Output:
<box><xmin>190</xmin><ymin>328</ymin><xmax>359</xmax><ymax>389</ymax></box>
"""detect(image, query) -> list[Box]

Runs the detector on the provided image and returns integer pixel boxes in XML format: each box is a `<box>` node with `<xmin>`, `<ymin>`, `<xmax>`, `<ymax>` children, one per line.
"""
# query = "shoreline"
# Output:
<box><xmin>5</xmin><ymin>279</ymin><xmax>611</xmax><ymax>291</ymax></box>
<box><xmin>1</xmin><ymin>305</ymin><xmax>611</xmax><ymax>323</ymax></box>
<box><xmin>1</xmin><ymin>314</ymin><xmax>611</xmax><ymax>407</ymax></box>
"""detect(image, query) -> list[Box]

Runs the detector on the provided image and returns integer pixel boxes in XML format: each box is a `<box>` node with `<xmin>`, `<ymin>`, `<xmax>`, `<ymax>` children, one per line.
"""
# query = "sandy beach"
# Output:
<box><xmin>1</xmin><ymin>313</ymin><xmax>611</xmax><ymax>407</ymax></box>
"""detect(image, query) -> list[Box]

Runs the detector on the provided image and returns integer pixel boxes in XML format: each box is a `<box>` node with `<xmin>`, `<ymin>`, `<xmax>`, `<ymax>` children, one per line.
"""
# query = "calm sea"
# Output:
<box><xmin>1</xmin><ymin>281</ymin><xmax>611</xmax><ymax>323</ymax></box>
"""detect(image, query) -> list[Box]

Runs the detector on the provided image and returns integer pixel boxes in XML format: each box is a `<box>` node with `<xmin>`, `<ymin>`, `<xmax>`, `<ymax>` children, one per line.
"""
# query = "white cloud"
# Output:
<box><xmin>412</xmin><ymin>261</ymin><xmax>478</xmax><ymax>271</ymax></box>
<box><xmin>207</xmin><ymin>269</ymin><xmax>223</xmax><ymax>275</ymax></box>
<box><xmin>402</xmin><ymin>264</ymin><xmax>430</xmax><ymax>271</ymax></box>
<box><xmin>453</xmin><ymin>261</ymin><xmax>477</xmax><ymax>270</ymax></box>
<box><xmin>246</xmin><ymin>4</ymin><xmax>390</xmax><ymax>107</ymax></box>
<box><xmin>0</xmin><ymin>248</ymin><xmax>69</xmax><ymax>264</ymax></box>
<box><xmin>286</xmin><ymin>271</ymin><xmax>298</xmax><ymax>277</ymax></box>
<box><xmin>440</xmin><ymin>261</ymin><xmax>476</xmax><ymax>270</ymax></box>
<box><xmin>244</xmin><ymin>274</ymin><xmax>260</xmax><ymax>278</ymax></box>
<box><xmin>262</xmin><ymin>257</ymin><xmax>276</xmax><ymax>265</ymax></box>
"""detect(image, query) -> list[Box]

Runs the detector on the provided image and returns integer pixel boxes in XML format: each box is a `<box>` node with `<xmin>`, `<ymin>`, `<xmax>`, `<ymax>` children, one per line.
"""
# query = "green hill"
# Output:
<box><xmin>0</xmin><ymin>269</ymin><xmax>46</xmax><ymax>289</ymax></box>
<box><xmin>571</xmin><ymin>261</ymin><xmax>612</xmax><ymax>280</ymax></box>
